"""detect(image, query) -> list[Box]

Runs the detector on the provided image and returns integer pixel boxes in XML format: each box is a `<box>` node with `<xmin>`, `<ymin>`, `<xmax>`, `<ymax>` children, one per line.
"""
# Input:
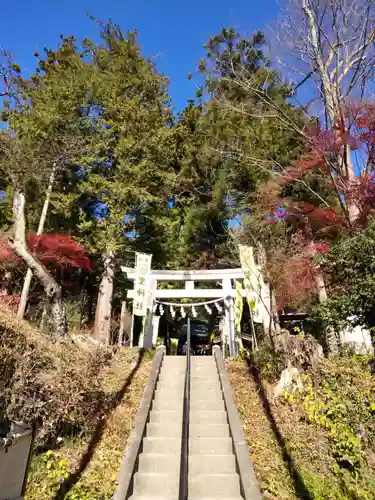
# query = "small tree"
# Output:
<box><xmin>277</xmin><ymin>0</ymin><xmax>375</xmax><ymax>222</ymax></box>
<box><xmin>313</xmin><ymin>219</ymin><xmax>375</xmax><ymax>336</ymax></box>
<box><xmin>0</xmin><ymin>38</ymin><xmax>94</xmax><ymax>335</ymax></box>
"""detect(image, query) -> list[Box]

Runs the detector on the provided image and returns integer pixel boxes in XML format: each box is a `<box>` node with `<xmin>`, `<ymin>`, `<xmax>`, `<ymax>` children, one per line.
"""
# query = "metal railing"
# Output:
<box><xmin>179</xmin><ymin>316</ymin><xmax>191</xmax><ymax>500</ymax></box>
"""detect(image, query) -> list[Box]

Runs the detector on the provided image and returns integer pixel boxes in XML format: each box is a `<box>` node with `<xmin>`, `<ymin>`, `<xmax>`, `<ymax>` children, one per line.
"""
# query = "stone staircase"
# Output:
<box><xmin>121</xmin><ymin>351</ymin><xmax>259</xmax><ymax>500</ymax></box>
<box><xmin>189</xmin><ymin>356</ymin><xmax>242</xmax><ymax>499</ymax></box>
<box><xmin>129</xmin><ymin>356</ymin><xmax>185</xmax><ymax>499</ymax></box>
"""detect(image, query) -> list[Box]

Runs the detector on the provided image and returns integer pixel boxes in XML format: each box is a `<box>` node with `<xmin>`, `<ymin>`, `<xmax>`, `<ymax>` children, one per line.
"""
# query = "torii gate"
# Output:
<box><xmin>121</xmin><ymin>265</ymin><xmax>273</xmax><ymax>356</ymax></box>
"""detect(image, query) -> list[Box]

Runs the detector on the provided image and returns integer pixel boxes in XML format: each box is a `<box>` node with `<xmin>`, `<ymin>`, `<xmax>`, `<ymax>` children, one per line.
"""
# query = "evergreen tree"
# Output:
<box><xmin>0</xmin><ymin>35</ymin><xmax>95</xmax><ymax>335</ymax></box>
<box><xmin>53</xmin><ymin>22</ymin><xmax>174</xmax><ymax>341</ymax></box>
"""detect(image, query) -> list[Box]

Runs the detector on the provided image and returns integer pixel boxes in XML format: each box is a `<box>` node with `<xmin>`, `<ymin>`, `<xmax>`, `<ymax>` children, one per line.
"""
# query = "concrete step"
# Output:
<box><xmin>191</xmin><ymin>365</ymin><xmax>218</xmax><ymax>371</ymax></box>
<box><xmin>190</xmin><ymin>377</ymin><xmax>220</xmax><ymax>383</ymax></box>
<box><xmin>154</xmin><ymin>387</ymin><xmax>185</xmax><ymax>396</ymax></box>
<box><xmin>191</xmin><ymin>387</ymin><xmax>221</xmax><ymax>394</ymax></box>
<box><xmin>143</xmin><ymin>437</ymin><xmax>181</xmax><ymax>454</ymax></box>
<box><xmin>159</xmin><ymin>365</ymin><xmax>185</xmax><ymax>373</ymax></box>
<box><xmin>163</xmin><ymin>355</ymin><xmax>185</xmax><ymax>361</ymax></box>
<box><xmin>152</xmin><ymin>399</ymin><xmax>183</xmax><ymax>411</ymax></box>
<box><xmin>157</xmin><ymin>374</ymin><xmax>185</xmax><ymax>381</ymax></box>
<box><xmin>160</xmin><ymin>367</ymin><xmax>185</xmax><ymax>374</ymax></box>
<box><xmin>191</xmin><ymin>375</ymin><xmax>219</xmax><ymax>382</ymax></box>
<box><xmin>159</xmin><ymin>365</ymin><xmax>185</xmax><ymax>371</ymax></box>
<box><xmin>149</xmin><ymin>410</ymin><xmax>182</xmax><ymax>424</ymax></box>
<box><xmin>188</xmin><ymin>473</ymin><xmax>241</xmax><ymax>497</ymax></box>
<box><xmin>153</xmin><ymin>393</ymin><xmax>184</xmax><ymax>403</ymax></box>
<box><xmin>189</xmin><ymin>437</ymin><xmax>233</xmax><ymax>454</ymax></box>
<box><xmin>191</xmin><ymin>365</ymin><xmax>218</xmax><ymax>370</ymax></box>
<box><xmin>190</xmin><ymin>398</ymin><xmax>223</xmax><ymax>406</ymax></box>
<box><xmin>191</xmin><ymin>368</ymin><xmax>218</xmax><ymax>373</ymax></box>
<box><xmin>138</xmin><ymin>452</ymin><xmax>180</xmax><ymax>473</ymax></box>
<box><xmin>146</xmin><ymin>422</ymin><xmax>182</xmax><ymax>437</ymax></box>
<box><xmin>158</xmin><ymin>373</ymin><xmax>185</xmax><ymax>380</ymax></box>
<box><xmin>190</xmin><ymin>382</ymin><xmax>221</xmax><ymax>389</ymax></box>
<box><xmin>189</xmin><ymin>410</ymin><xmax>227</xmax><ymax>425</ymax></box>
<box><xmin>158</xmin><ymin>372</ymin><xmax>185</xmax><ymax>379</ymax></box>
<box><xmin>133</xmin><ymin>472</ymin><xmax>179</xmax><ymax>496</ymax></box>
<box><xmin>191</xmin><ymin>366</ymin><xmax>218</xmax><ymax>372</ymax></box>
<box><xmin>188</xmin><ymin>497</ymin><xmax>243</xmax><ymax>500</ymax></box>
<box><xmin>153</xmin><ymin>391</ymin><xmax>184</xmax><ymax>401</ymax></box>
<box><xmin>191</xmin><ymin>359</ymin><xmax>216</xmax><ymax>365</ymax></box>
<box><xmin>191</xmin><ymin>392</ymin><xmax>222</xmax><ymax>401</ymax></box>
<box><xmin>157</xmin><ymin>377</ymin><xmax>185</xmax><ymax>386</ymax></box>
<box><xmin>129</xmin><ymin>497</ymin><xmax>174</xmax><ymax>500</ymax></box>
<box><xmin>190</xmin><ymin>399</ymin><xmax>225</xmax><ymax>411</ymax></box>
<box><xmin>190</xmin><ymin>386</ymin><xmax>222</xmax><ymax>393</ymax></box>
<box><xmin>152</xmin><ymin>395</ymin><xmax>183</xmax><ymax>406</ymax></box>
<box><xmin>189</xmin><ymin>424</ymin><xmax>229</xmax><ymax>438</ymax></box>
<box><xmin>130</xmin><ymin>497</ymin><xmax>242</xmax><ymax>500</ymax></box>
<box><xmin>191</xmin><ymin>380</ymin><xmax>221</xmax><ymax>386</ymax></box>
<box><xmin>189</xmin><ymin>454</ymin><xmax>236</xmax><ymax>474</ymax></box>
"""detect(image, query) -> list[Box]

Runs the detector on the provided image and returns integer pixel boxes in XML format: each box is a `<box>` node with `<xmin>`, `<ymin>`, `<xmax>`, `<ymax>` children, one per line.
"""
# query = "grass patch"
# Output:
<box><xmin>25</xmin><ymin>348</ymin><xmax>153</xmax><ymax>499</ymax></box>
<box><xmin>226</xmin><ymin>354</ymin><xmax>375</xmax><ymax>499</ymax></box>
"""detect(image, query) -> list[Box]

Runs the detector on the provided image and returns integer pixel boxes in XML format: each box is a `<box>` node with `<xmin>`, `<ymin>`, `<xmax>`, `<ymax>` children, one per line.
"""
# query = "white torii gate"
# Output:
<box><xmin>121</xmin><ymin>266</ymin><xmax>272</xmax><ymax>356</ymax></box>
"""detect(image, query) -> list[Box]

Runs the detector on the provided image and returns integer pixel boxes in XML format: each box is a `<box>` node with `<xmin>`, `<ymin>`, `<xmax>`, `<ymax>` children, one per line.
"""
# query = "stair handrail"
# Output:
<box><xmin>179</xmin><ymin>316</ymin><xmax>191</xmax><ymax>500</ymax></box>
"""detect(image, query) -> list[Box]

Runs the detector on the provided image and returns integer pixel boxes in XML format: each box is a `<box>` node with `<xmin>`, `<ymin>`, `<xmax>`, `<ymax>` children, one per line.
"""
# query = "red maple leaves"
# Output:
<box><xmin>0</xmin><ymin>233</ymin><xmax>92</xmax><ymax>271</ymax></box>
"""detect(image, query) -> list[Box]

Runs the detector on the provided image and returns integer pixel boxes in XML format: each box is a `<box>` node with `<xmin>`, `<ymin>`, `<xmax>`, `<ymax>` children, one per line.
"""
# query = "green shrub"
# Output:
<box><xmin>301</xmin><ymin>355</ymin><xmax>375</xmax><ymax>498</ymax></box>
<box><xmin>250</xmin><ymin>344</ymin><xmax>285</xmax><ymax>382</ymax></box>
<box><xmin>27</xmin><ymin>449</ymin><xmax>113</xmax><ymax>499</ymax></box>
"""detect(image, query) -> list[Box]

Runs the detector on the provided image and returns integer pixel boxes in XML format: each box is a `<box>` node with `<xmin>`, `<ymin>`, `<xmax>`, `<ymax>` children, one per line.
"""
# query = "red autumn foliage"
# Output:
<box><xmin>0</xmin><ymin>294</ymin><xmax>20</xmax><ymax>312</ymax></box>
<box><xmin>269</xmin><ymin>240</ymin><xmax>319</xmax><ymax>310</ymax></box>
<box><xmin>0</xmin><ymin>233</ymin><xmax>92</xmax><ymax>272</ymax></box>
<box><xmin>274</xmin><ymin>256</ymin><xmax>317</xmax><ymax>310</ymax></box>
<box><xmin>269</xmin><ymin>231</ymin><xmax>329</xmax><ymax>309</ymax></box>
<box><xmin>283</xmin><ymin>151</ymin><xmax>327</xmax><ymax>182</ymax></box>
<box><xmin>265</xmin><ymin>200</ymin><xmax>343</xmax><ymax>235</ymax></box>
<box><xmin>345</xmin><ymin>173</ymin><xmax>375</xmax><ymax>225</ymax></box>
<box><xmin>261</xmin><ymin>102</ymin><xmax>375</xmax><ymax>309</ymax></box>
<box><xmin>288</xmin><ymin>202</ymin><xmax>342</xmax><ymax>227</ymax></box>
<box><xmin>268</xmin><ymin>232</ymin><xmax>331</xmax><ymax>310</ymax></box>
<box><xmin>309</xmin><ymin>242</ymin><xmax>330</xmax><ymax>255</ymax></box>
<box><xmin>346</xmin><ymin>102</ymin><xmax>375</xmax><ymax>146</ymax></box>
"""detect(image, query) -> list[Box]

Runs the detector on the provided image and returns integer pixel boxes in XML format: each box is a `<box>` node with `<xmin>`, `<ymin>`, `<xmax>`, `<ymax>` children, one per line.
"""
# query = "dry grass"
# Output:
<box><xmin>0</xmin><ymin>302</ymin><xmax>113</xmax><ymax>446</ymax></box>
<box><xmin>0</xmin><ymin>302</ymin><xmax>153</xmax><ymax>498</ymax></box>
<box><xmin>226</xmin><ymin>357</ymin><xmax>341</xmax><ymax>499</ymax></box>
<box><xmin>25</xmin><ymin>348</ymin><xmax>153</xmax><ymax>499</ymax></box>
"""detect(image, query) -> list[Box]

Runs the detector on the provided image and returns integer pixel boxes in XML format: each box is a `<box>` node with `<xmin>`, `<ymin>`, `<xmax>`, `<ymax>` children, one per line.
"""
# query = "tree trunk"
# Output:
<box><xmin>303</xmin><ymin>0</ymin><xmax>358</xmax><ymax>222</ymax></box>
<box><xmin>0</xmin><ymin>270</ymin><xmax>12</xmax><ymax>296</ymax></box>
<box><xmin>40</xmin><ymin>303</ymin><xmax>48</xmax><ymax>331</ymax></box>
<box><xmin>18</xmin><ymin>164</ymin><xmax>57</xmax><ymax>319</ymax></box>
<box><xmin>93</xmin><ymin>251</ymin><xmax>115</xmax><ymax>344</ymax></box>
<box><xmin>257</xmin><ymin>243</ymin><xmax>280</xmax><ymax>346</ymax></box>
<box><xmin>319</xmin><ymin>70</ymin><xmax>358</xmax><ymax>223</ymax></box>
<box><xmin>9</xmin><ymin>188</ymin><xmax>67</xmax><ymax>336</ymax></box>
<box><xmin>315</xmin><ymin>267</ymin><xmax>327</xmax><ymax>302</ymax></box>
<box><xmin>315</xmin><ymin>266</ymin><xmax>340</xmax><ymax>356</ymax></box>
<box><xmin>325</xmin><ymin>327</ymin><xmax>340</xmax><ymax>357</ymax></box>
<box><xmin>118</xmin><ymin>301</ymin><xmax>131</xmax><ymax>346</ymax></box>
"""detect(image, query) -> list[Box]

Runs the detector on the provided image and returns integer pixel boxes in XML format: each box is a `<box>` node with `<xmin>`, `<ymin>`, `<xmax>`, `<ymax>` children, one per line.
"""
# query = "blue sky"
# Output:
<box><xmin>1</xmin><ymin>0</ymin><xmax>279</xmax><ymax>111</ymax></box>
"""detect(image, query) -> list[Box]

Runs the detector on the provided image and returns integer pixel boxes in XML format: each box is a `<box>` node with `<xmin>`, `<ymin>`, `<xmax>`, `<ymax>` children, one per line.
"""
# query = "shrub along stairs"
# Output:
<box><xmin>114</xmin><ymin>346</ymin><xmax>261</xmax><ymax>500</ymax></box>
